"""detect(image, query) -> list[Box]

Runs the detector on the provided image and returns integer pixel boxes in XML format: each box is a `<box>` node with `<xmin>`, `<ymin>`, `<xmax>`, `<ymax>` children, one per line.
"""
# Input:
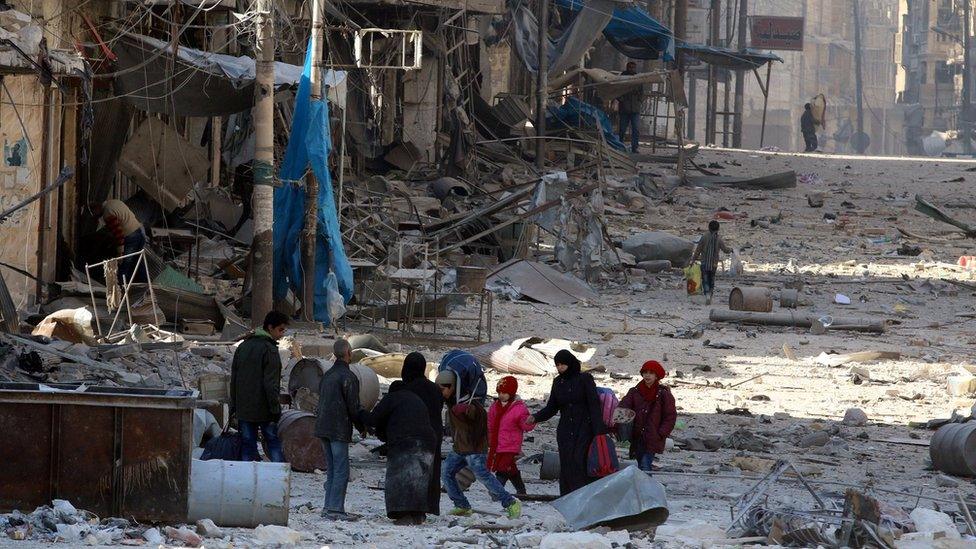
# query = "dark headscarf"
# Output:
<box><xmin>401</xmin><ymin>352</ymin><xmax>427</xmax><ymax>382</ymax></box>
<box><xmin>554</xmin><ymin>349</ymin><xmax>581</xmax><ymax>378</ymax></box>
<box><xmin>389</xmin><ymin>380</ymin><xmax>405</xmax><ymax>393</ymax></box>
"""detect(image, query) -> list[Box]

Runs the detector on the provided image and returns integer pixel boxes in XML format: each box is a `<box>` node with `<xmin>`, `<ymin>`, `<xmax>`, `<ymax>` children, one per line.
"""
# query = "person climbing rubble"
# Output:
<box><xmin>487</xmin><ymin>376</ymin><xmax>534</xmax><ymax>495</ymax></box>
<box><xmin>437</xmin><ymin>370</ymin><xmax>522</xmax><ymax>519</ymax></box>
<box><xmin>618</xmin><ymin>360</ymin><xmax>676</xmax><ymax>474</ymax></box>
<box><xmin>691</xmin><ymin>220</ymin><xmax>733</xmax><ymax>305</ymax></box>
<box><xmin>229</xmin><ymin>310</ymin><xmax>288</xmax><ymax>463</ymax></box>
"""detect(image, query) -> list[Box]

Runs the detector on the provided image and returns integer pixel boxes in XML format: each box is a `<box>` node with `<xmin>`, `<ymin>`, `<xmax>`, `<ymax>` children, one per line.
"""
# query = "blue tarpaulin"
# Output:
<box><xmin>556</xmin><ymin>0</ymin><xmax>675</xmax><ymax>62</ymax></box>
<box><xmin>273</xmin><ymin>41</ymin><xmax>353</xmax><ymax>324</ymax></box>
<box><xmin>546</xmin><ymin>97</ymin><xmax>627</xmax><ymax>151</ymax></box>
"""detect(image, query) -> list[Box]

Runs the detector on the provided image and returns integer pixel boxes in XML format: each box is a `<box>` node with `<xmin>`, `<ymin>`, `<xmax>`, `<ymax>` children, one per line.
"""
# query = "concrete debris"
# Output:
<box><xmin>842</xmin><ymin>408</ymin><xmax>869</xmax><ymax>426</ymax></box>
<box><xmin>253</xmin><ymin>525</ymin><xmax>303</xmax><ymax>546</ymax></box>
<box><xmin>195</xmin><ymin>518</ymin><xmax>224</xmax><ymax>538</ymax></box>
<box><xmin>539</xmin><ymin>531</ymin><xmax>630</xmax><ymax>549</ymax></box>
<box><xmin>620</xmin><ymin>231</ymin><xmax>695</xmax><ymax>266</ymax></box>
<box><xmin>909</xmin><ymin>508</ymin><xmax>961</xmax><ymax>539</ymax></box>
<box><xmin>164</xmin><ymin>526</ymin><xmax>204</xmax><ymax>547</ymax></box>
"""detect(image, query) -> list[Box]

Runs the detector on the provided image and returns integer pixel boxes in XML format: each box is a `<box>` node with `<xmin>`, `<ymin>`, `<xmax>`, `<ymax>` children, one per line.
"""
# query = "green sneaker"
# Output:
<box><xmin>506</xmin><ymin>499</ymin><xmax>522</xmax><ymax>519</ymax></box>
<box><xmin>449</xmin><ymin>507</ymin><xmax>473</xmax><ymax>517</ymax></box>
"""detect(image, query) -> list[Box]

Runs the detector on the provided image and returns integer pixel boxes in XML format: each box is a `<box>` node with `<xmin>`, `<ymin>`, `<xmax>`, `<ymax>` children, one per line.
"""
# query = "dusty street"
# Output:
<box><xmin>257</xmin><ymin>148</ymin><xmax>976</xmax><ymax>547</ymax></box>
<box><xmin>4</xmin><ymin>148</ymin><xmax>976</xmax><ymax>548</ymax></box>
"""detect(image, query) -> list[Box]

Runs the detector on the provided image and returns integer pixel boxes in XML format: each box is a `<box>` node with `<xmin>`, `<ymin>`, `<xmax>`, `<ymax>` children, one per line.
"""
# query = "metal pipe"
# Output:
<box><xmin>35</xmin><ymin>86</ymin><xmax>52</xmax><ymax>303</ymax></box>
<box><xmin>250</xmin><ymin>0</ymin><xmax>275</xmax><ymax>326</ymax></box>
<box><xmin>732</xmin><ymin>0</ymin><xmax>748</xmax><ymax>147</ymax></box>
<box><xmin>535</xmin><ymin>0</ymin><xmax>549</xmax><ymax>169</ymax></box>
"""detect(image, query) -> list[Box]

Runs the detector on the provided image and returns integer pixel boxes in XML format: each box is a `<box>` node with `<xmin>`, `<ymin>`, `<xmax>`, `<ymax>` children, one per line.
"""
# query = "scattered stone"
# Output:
<box><xmin>936</xmin><ymin>474</ymin><xmax>960</xmax><ymax>488</ymax></box>
<box><xmin>721</xmin><ymin>428</ymin><xmax>771</xmax><ymax>452</ymax></box>
<box><xmin>799</xmin><ymin>431</ymin><xmax>831</xmax><ymax>448</ymax></box>
<box><xmin>253</xmin><ymin>525</ymin><xmax>303</xmax><ymax>546</ymax></box>
<box><xmin>143</xmin><ymin>528</ymin><xmax>164</xmax><ymax>545</ymax></box>
<box><xmin>608</xmin><ymin>348</ymin><xmax>629</xmax><ymax>359</ymax></box>
<box><xmin>540</xmin><ymin>531</ymin><xmax>630</xmax><ymax>549</ymax></box>
<box><xmin>163</xmin><ymin>526</ymin><xmax>203</xmax><ymax>548</ymax></box>
<box><xmin>842</xmin><ymin>408</ymin><xmax>868</xmax><ymax>426</ymax></box>
<box><xmin>190</xmin><ymin>346</ymin><xmax>219</xmax><ymax>358</ymax></box>
<box><xmin>195</xmin><ymin>519</ymin><xmax>223</xmax><ymax>538</ymax></box>
<box><xmin>909</xmin><ymin>508</ymin><xmax>960</xmax><ymax>539</ymax></box>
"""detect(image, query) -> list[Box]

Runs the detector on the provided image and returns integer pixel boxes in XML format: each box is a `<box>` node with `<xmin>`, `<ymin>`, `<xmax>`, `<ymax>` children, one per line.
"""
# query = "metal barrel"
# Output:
<box><xmin>187</xmin><ymin>459</ymin><xmax>290</xmax><ymax>527</ymax></box>
<box><xmin>779</xmin><ymin>288</ymin><xmax>799</xmax><ymax>309</ymax></box>
<box><xmin>456</xmin><ymin>266</ymin><xmax>488</xmax><ymax>293</ymax></box>
<box><xmin>930</xmin><ymin>423</ymin><xmax>976</xmax><ymax>476</ymax></box>
<box><xmin>276</xmin><ymin>410</ymin><xmax>326</xmax><ymax>473</ymax></box>
<box><xmin>729</xmin><ymin>287</ymin><xmax>773</xmax><ymax>312</ymax></box>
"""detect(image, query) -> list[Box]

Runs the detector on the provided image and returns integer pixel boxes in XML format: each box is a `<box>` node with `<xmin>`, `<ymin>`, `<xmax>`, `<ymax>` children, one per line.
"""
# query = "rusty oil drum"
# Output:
<box><xmin>930</xmin><ymin>423</ymin><xmax>976</xmax><ymax>477</ymax></box>
<box><xmin>728</xmin><ymin>287</ymin><xmax>773</xmax><ymax>312</ymax></box>
<box><xmin>265</xmin><ymin>409</ymin><xmax>326</xmax><ymax>473</ymax></box>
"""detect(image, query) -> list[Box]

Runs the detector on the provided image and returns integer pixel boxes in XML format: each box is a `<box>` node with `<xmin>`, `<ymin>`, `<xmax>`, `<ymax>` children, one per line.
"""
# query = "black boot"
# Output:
<box><xmin>495</xmin><ymin>472</ymin><xmax>510</xmax><ymax>489</ymax></box>
<box><xmin>510</xmin><ymin>471</ymin><xmax>527</xmax><ymax>495</ymax></box>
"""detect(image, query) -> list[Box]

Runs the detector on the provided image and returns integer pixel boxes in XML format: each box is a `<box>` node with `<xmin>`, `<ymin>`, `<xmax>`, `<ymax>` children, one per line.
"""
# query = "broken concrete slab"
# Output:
<box><xmin>118</xmin><ymin>119</ymin><xmax>208</xmax><ymax>212</ymax></box>
<box><xmin>620</xmin><ymin>231</ymin><xmax>695</xmax><ymax>266</ymax></box>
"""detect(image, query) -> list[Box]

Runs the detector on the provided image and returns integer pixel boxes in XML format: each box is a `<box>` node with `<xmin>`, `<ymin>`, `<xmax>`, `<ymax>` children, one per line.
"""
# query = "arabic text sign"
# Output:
<box><xmin>750</xmin><ymin>16</ymin><xmax>804</xmax><ymax>51</ymax></box>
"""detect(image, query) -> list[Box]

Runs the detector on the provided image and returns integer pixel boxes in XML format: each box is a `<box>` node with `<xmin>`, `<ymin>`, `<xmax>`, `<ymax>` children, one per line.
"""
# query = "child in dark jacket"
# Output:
<box><xmin>618</xmin><ymin>360</ymin><xmax>677</xmax><ymax>474</ymax></box>
<box><xmin>487</xmin><ymin>376</ymin><xmax>534</xmax><ymax>494</ymax></box>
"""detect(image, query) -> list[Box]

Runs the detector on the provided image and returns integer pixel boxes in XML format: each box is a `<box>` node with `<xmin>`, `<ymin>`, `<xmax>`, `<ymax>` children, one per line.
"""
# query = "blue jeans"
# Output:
<box><xmin>702</xmin><ymin>268</ymin><xmax>716</xmax><ymax>297</ymax></box>
<box><xmin>239</xmin><ymin>421</ymin><xmax>284</xmax><ymax>462</ymax></box>
<box><xmin>618</xmin><ymin>112</ymin><xmax>640</xmax><ymax>152</ymax></box>
<box><xmin>320</xmin><ymin>439</ymin><xmax>350</xmax><ymax>513</ymax></box>
<box><xmin>637</xmin><ymin>452</ymin><xmax>655</xmax><ymax>473</ymax></box>
<box><xmin>120</xmin><ymin>229</ymin><xmax>147</xmax><ymax>285</ymax></box>
<box><xmin>442</xmin><ymin>452</ymin><xmax>515</xmax><ymax>510</ymax></box>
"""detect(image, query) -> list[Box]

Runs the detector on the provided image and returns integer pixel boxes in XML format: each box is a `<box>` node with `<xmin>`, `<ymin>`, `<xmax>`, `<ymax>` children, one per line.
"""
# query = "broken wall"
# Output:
<box><xmin>401</xmin><ymin>57</ymin><xmax>440</xmax><ymax>163</ymax></box>
<box><xmin>0</xmin><ymin>76</ymin><xmax>64</xmax><ymax>306</ymax></box>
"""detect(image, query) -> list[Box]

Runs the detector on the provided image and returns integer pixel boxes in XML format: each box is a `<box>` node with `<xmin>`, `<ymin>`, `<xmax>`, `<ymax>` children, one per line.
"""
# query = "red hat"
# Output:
<box><xmin>640</xmin><ymin>360</ymin><xmax>666</xmax><ymax>379</ymax></box>
<box><xmin>496</xmin><ymin>376</ymin><xmax>518</xmax><ymax>395</ymax></box>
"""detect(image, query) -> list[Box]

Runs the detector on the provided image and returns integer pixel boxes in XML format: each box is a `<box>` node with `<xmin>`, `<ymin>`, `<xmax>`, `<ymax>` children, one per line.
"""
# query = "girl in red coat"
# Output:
<box><xmin>487</xmin><ymin>376</ymin><xmax>535</xmax><ymax>494</ymax></box>
<box><xmin>618</xmin><ymin>360</ymin><xmax>677</xmax><ymax>474</ymax></box>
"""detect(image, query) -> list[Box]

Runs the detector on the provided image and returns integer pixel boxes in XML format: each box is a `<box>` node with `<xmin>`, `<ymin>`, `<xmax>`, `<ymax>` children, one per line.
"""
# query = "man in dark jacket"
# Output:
<box><xmin>617</xmin><ymin>61</ymin><xmax>643</xmax><ymax>153</ymax></box>
<box><xmin>315</xmin><ymin>339</ymin><xmax>363</xmax><ymax>521</ymax></box>
<box><xmin>801</xmin><ymin>103</ymin><xmax>818</xmax><ymax>152</ymax></box>
<box><xmin>230</xmin><ymin>311</ymin><xmax>288</xmax><ymax>462</ymax></box>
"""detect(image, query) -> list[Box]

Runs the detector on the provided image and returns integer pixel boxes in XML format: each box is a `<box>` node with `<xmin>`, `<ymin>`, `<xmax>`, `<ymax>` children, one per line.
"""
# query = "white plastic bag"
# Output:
<box><xmin>325</xmin><ymin>272</ymin><xmax>346</xmax><ymax>324</ymax></box>
<box><xmin>730</xmin><ymin>249</ymin><xmax>743</xmax><ymax>277</ymax></box>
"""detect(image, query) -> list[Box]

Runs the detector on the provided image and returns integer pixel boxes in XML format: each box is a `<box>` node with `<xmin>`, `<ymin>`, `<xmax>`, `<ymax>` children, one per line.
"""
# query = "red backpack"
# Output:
<box><xmin>587</xmin><ymin>434</ymin><xmax>619</xmax><ymax>478</ymax></box>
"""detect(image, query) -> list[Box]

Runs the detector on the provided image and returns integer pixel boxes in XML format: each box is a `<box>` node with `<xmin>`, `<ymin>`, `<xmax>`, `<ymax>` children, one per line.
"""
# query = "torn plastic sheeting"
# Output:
<box><xmin>471</xmin><ymin>337</ymin><xmax>597</xmax><ymax>376</ymax></box>
<box><xmin>551</xmin><ymin>465</ymin><xmax>669</xmax><ymax>530</ymax></box>
<box><xmin>273</xmin><ymin>38</ymin><xmax>353</xmax><ymax>324</ymax></box>
<box><xmin>546</xmin><ymin>97</ymin><xmax>626</xmax><ymax>151</ymax></box>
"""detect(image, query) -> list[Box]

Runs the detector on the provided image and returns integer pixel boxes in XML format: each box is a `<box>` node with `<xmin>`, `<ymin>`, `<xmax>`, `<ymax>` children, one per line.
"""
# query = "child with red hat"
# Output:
<box><xmin>618</xmin><ymin>360</ymin><xmax>677</xmax><ymax>474</ymax></box>
<box><xmin>487</xmin><ymin>376</ymin><xmax>535</xmax><ymax>494</ymax></box>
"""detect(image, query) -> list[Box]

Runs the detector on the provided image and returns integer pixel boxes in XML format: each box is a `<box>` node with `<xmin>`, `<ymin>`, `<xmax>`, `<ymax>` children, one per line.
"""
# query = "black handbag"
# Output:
<box><xmin>200</xmin><ymin>426</ymin><xmax>242</xmax><ymax>461</ymax></box>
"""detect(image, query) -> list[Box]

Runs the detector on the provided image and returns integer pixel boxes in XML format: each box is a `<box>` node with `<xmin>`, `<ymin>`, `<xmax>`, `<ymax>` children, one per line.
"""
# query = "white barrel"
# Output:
<box><xmin>187</xmin><ymin>459</ymin><xmax>291</xmax><ymax>527</ymax></box>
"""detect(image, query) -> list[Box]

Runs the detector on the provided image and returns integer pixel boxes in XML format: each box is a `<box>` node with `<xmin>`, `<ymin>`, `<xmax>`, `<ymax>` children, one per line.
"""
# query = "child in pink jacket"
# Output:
<box><xmin>487</xmin><ymin>376</ymin><xmax>534</xmax><ymax>494</ymax></box>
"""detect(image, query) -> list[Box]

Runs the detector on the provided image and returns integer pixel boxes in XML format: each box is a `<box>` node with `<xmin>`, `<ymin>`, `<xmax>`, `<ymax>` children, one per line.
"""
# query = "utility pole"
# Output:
<box><xmin>251</xmin><ymin>0</ymin><xmax>275</xmax><ymax>326</ymax></box>
<box><xmin>732</xmin><ymin>0</ymin><xmax>747</xmax><ymax>147</ymax></box>
<box><xmin>301</xmin><ymin>0</ymin><xmax>324</xmax><ymax>322</ymax></box>
<box><xmin>674</xmin><ymin>0</ymin><xmax>688</xmax><ymax>55</ymax></box>
<box><xmin>705</xmin><ymin>0</ymin><xmax>720</xmax><ymax>145</ymax></box>
<box><xmin>963</xmin><ymin>0</ymin><xmax>972</xmax><ymax>154</ymax></box>
<box><xmin>536</xmin><ymin>0</ymin><xmax>549</xmax><ymax>170</ymax></box>
<box><xmin>851</xmin><ymin>0</ymin><xmax>865</xmax><ymax>154</ymax></box>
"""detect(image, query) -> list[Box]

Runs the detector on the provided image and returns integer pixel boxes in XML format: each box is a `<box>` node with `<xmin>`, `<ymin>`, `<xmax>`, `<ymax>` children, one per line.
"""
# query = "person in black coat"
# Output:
<box><xmin>800</xmin><ymin>103</ymin><xmax>818</xmax><ymax>152</ymax></box>
<box><xmin>358</xmin><ymin>381</ymin><xmax>437</xmax><ymax>525</ymax></box>
<box><xmin>526</xmin><ymin>349</ymin><xmax>607</xmax><ymax>495</ymax></box>
<box><xmin>400</xmin><ymin>352</ymin><xmax>443</xmax><ymax>515</ymax></box>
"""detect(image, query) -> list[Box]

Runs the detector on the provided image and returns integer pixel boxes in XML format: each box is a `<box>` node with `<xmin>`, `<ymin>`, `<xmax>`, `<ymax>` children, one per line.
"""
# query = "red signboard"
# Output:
<box><xmin>750</xmin><ymin>16</ymin><xmax>805</xmax><ymax>51</ymax></box>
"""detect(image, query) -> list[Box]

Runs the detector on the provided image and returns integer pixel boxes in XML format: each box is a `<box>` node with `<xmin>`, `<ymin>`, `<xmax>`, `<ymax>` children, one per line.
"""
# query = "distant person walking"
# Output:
<box><xmin>691</xmin><ymin>220</ymin><xmax>733</xmax><ymax>305</ymax></box>
<box><xmin>801</xmin><ymin>103</ymin><xmax>818</xmax><ymax>152</ymax></box>
<box><xmin>315</xmin><ymin>339</ymin><xmax>364</xmax><ymax>521</ymax></box>
<box><xmin>617</xmin><ymin>61</ymin><xmax>643</xmax><ymax>153</ymax></box>
<box><xmin>229</xmin><ymin>311</ymin><xmax>288</xmax><ymax>463</ymax></box>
